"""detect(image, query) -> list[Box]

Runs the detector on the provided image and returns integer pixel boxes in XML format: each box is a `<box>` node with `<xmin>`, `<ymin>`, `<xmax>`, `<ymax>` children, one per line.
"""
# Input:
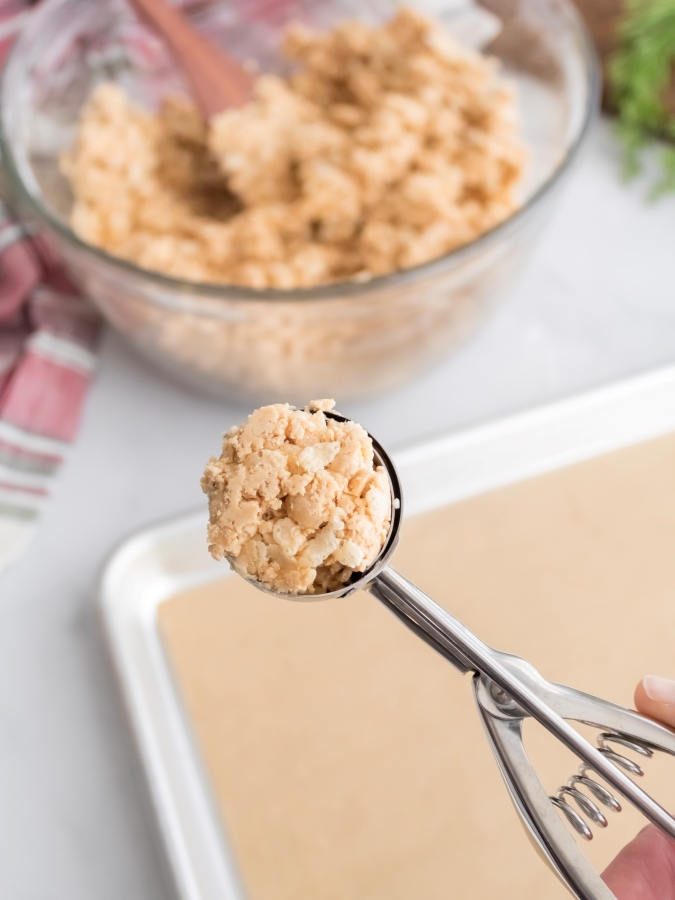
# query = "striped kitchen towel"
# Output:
<box><xmin>0</xmin><ymin>0</ymin><xmax>101</xmax><ymax>573</ymax></box>
<box><xmin>0</xmin><ymin>205</ymin><xmax>101</xmax><ymax>573</ymax></box>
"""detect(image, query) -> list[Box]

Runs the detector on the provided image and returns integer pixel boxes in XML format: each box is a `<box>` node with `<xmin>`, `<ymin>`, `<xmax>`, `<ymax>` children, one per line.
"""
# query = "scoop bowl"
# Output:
<box><xmin>224</xmin><ymin>410</ymin><xmax>403</xmax><ymax>602</ymax></box>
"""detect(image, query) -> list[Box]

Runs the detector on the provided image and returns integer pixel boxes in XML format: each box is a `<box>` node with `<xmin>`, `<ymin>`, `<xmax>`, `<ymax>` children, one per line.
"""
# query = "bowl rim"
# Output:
<box><xmin>0</xmin><ymin>0</ymin><xmax>601</xmax><ymax>306</ymax></box>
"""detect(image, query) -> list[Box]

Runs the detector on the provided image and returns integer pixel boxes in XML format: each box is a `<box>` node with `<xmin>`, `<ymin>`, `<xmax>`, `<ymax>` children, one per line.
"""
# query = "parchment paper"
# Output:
<box><xmin>159</xmin><ymin>432</ymin><xmax>675</xmax><ymax>900</ymax></box>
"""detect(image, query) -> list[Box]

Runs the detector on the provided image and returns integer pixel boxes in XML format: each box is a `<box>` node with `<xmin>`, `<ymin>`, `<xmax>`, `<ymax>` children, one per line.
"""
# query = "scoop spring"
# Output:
<box><xmin>550</xmin><ymin>732</ymin><xmax>654</xmax><ymax>840</ymax></box>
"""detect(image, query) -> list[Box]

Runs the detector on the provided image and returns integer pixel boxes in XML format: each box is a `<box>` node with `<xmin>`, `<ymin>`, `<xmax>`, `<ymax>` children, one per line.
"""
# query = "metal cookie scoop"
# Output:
<box><xmin>232</xmin><ymin>410</ymin><xmax>675</xmax><ymax>900</ymax></box>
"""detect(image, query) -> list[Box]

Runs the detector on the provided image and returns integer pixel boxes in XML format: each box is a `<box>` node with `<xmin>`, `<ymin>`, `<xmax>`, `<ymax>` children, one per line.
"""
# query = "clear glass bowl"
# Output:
<box><xmin>0</xmin><ymin>0</ymin><xmax>598</xmax><ymax>404</ymax></box>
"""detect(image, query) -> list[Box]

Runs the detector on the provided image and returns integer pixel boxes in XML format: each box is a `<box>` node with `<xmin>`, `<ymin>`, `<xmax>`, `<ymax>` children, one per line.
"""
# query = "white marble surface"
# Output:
<box><xmin>1</xmin><ymin>118</ymin><xmax>675</xmax><ymax>900</ymax></box>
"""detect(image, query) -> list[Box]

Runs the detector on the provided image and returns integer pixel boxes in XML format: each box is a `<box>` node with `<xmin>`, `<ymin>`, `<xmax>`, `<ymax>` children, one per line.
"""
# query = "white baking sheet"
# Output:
<box><xmin>99</xmin><ymin>362</ymin><xmax>675</xmax><ymax>900</ymax></box>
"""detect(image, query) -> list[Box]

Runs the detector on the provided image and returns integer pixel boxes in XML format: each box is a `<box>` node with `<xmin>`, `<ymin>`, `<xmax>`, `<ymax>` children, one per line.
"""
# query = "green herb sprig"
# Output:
<box><xmin>609</xmin><ymin>0</ymin><xmax>675</xmax><ymax>197</ymax></box>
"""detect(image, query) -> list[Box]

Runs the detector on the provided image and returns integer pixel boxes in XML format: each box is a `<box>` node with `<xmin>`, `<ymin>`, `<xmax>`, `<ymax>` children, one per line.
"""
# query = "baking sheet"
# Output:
<box><xmin>100</xmin><ymin>363</ymin><xmax>675</xmax><ymax>900</ymax></box>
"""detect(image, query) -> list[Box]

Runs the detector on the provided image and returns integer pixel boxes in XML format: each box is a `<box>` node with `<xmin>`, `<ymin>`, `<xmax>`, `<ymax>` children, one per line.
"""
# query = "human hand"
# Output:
<box><xmin>601</xmin><ymin>677</ymin><xmax>675</xmax><ymax>899</ymax></box>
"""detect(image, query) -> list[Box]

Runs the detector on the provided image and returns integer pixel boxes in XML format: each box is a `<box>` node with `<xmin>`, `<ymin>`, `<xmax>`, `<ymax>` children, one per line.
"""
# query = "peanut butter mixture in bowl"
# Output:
<box><xmin>202</xmin><ymin>400</ymin><xmax>392</xmax><ymax>595</ymax></box>
<box><xmin>62</xmin><ymin>8</ymin><xmax>526</xmax><ymax>289</ymax></box>
<box><xmin>1</xmin><ymin>0</ymin><xmax>596</xmax><ymax>402</ymax></box>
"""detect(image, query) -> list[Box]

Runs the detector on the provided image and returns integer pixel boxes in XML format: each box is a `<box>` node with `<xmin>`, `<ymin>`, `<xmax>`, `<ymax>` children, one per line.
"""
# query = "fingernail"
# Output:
<box><xmin>642</xmin><ymin>675</ymin><xmax>675</xmax><ymax>704</ymax></box>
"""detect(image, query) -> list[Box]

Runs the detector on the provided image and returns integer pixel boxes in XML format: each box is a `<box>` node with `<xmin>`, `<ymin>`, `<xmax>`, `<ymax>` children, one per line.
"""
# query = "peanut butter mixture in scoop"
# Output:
<box><xmin>201</xmin><ymin>400</ymin><xmax>391</xmax><ymax>594</ymax></box>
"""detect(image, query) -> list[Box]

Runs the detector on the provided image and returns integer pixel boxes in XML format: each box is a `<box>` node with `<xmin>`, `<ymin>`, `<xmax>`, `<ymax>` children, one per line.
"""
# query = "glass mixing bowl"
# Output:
<box><xmin>0</xmin><ymin>0</ymin><xmax>598</xmax><ymax>404</ymax></box>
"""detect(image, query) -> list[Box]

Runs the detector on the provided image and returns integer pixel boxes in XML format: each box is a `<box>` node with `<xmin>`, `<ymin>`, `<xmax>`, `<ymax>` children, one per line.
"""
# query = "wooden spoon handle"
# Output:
<box><xmin>128</xmin><ymin>0</ymin><xmax>253</xmax><ymax>115</ymax></box>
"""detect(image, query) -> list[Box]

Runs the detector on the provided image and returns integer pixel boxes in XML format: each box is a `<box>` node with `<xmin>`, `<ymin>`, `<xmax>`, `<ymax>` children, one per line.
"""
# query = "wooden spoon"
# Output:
<box><xmin>128</xmin><ymin>0</ymin><xmax>254</xmax><ymax>115</ymax></box>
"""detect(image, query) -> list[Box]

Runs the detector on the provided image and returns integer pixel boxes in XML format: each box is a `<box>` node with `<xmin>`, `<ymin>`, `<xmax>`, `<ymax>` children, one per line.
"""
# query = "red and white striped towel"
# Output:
<box><xmin>0</xmin><ymin>0</ymin><xmax>101</xmax><ymax>572</ymax></box>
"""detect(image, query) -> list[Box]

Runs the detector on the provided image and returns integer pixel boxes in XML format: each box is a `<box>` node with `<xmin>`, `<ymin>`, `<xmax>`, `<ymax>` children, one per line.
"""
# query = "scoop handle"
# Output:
<box><xmin>368</xmin><ymin>568</ymin><xmax>475</xmax><ymax>673</ymax></box>
<box><xmin>370</xmin><ymin>566</ymin><xmax>675</xmax><ymax>842</ymax></box>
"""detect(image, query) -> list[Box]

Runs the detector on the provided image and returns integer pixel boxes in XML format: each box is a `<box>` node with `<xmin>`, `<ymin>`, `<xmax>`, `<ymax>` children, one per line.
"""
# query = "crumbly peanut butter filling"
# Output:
<box><xmin>62</xmin><ymin>8</ymin><xmax>526</xmax><ymax>289</ymax></box>
<box><xmin>201</xmin><ymin>400</ymin><xmax>391</xmax><ymax>594</ymax></box>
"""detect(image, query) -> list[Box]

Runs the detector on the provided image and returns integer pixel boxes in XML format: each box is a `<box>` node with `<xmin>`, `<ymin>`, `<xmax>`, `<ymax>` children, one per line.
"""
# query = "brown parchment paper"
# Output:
<box><xmin>159</xmin><ymin>432</ymin><xmax>675</xmax><ymax>900</ymax></box>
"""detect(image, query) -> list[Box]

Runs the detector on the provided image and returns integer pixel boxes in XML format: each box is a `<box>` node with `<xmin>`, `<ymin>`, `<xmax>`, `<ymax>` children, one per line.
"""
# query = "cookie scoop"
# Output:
<box><xmin>202</xmin><ymin>401</ymin><xmax>675</xmax><ymax>900</ymax></box>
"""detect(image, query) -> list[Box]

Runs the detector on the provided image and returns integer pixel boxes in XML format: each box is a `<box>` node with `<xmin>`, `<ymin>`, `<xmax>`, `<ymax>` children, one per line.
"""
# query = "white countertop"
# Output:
<box><xmin>1</xmin><ymin>118</ymin><xmax>674</xmax><ymax>899</ymax></box>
